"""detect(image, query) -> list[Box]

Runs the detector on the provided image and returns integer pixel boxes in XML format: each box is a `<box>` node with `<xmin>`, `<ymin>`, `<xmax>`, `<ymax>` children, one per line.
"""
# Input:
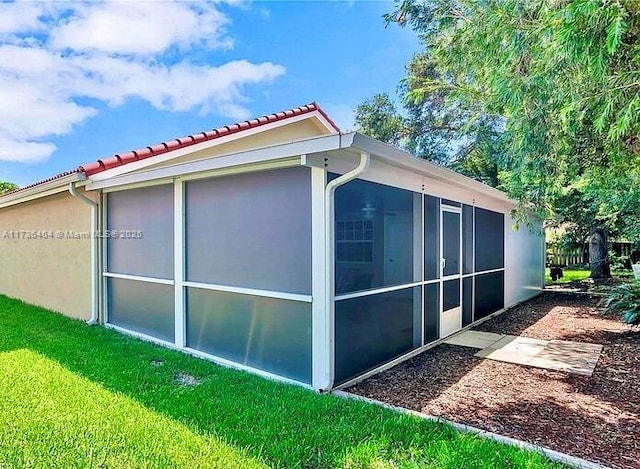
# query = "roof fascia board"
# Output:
<box><xmin>89</xmin><ymin>111</ymin><xmax>337</xmax><ymax>182</ymax></box>
<box><xmin>86</xmin><ymin>134</ymin><xmax>343</xmax><ymax>191</ymax></box>
<box><xmin>0</xmin><ymin>173</ymin><xmax>84</xmax><ymax>209</ymax></box>
<box><xmin>312</xmin><ymin>111</ymin><xmax>341</xmax><ymax>134</ymax></box>
<box><xmin>349</xmin><ymin>132</ymin><xmax>514</xmax><ymax>205</ymax></box>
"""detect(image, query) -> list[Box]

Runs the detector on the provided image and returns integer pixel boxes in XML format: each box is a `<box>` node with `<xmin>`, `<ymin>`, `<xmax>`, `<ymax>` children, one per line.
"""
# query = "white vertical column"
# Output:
<box><xmin>174</xmin><ymin>178</ymin><xmax>185</xmax><ymax>348</ymax></box>
<box><xmin>102</xmin><ymin>191</ymin><xmax>109</xmax><ymax>324</ymax></box>
<box><xmin>311</xmin><ymin>166</ymin><xmax>329</xmax><ymax>391</ymax></box>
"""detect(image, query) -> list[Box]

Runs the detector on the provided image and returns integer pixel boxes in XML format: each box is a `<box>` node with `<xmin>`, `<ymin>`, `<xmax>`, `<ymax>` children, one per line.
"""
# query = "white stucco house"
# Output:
<box><xmin>0</xmin><ymin>103</ymin><xmax>545</xmax><ymax>391</ymax></box>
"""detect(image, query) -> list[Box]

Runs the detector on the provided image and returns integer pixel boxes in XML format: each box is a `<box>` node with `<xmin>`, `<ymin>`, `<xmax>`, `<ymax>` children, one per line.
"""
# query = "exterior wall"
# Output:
<box><xmin>0</xmin><ymin>191</ymin><xmax>94</xmax><ymax>319</ymax></box>
<box><xmin>144</xmin><ymin>119</ymin><xmax>331</xmax><ymax>171</ymax></box>
<box><xmin>505</xmin><ymin>214</ymin><xmax>545</xmax><ymax>306</ymax></box>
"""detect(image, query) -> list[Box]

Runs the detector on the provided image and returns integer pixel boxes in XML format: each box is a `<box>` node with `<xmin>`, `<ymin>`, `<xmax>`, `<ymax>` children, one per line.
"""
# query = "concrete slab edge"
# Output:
<box><xmin>332</xmin><ymin>390</ymin><xmax>610</xmax><ymax>469</ymax></box>
<box><xmin>543</xmin><ymin>288</ymin><xmax>606</xmax><ymax>297</ymax></box>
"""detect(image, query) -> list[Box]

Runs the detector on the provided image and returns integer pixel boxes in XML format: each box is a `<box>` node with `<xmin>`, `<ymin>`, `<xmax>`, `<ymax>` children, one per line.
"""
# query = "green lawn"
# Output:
<box><xmin>545</xmin><ymin>268</ymin><xmax>635</xmax><ymax>285</ymax></box>
<box><xmin>545</xmin><ymin>268</ymin><xmax>591</xmax><ymax>284</ymax></box>
<box><xmin>0</xmin><ymin>295</ymin><xmax>560</xmax><ymax>469</ymax></box>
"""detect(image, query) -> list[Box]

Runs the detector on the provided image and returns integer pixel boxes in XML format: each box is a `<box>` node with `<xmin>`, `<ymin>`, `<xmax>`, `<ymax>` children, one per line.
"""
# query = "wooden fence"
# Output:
<box><xmin>546</xmin><ymin>242</ymin><xmax>636</xmax><ymax>267</ymax></box>
<box><xmin>546</xmin><ymin>244</ymin><xmax>585</xmax><ymax>267</ymax></box>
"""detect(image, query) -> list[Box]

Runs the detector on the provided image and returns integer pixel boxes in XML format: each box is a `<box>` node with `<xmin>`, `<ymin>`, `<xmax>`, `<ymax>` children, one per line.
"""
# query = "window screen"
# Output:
<box><xmin>442</xmin><ymin>211</ymin><xmax>460</xmax><ymax>276</ymax></box>
<box><xmin>424</xmin><ymin>196</ymin><xmax>440</xmax><ymax>280</ymax></box>
<box><xmin>107</xmin><ymin>278</ymin><xmax>175</xmax><ymax>343</ymax></box>
<box><xmin>335</xmin><ymin>286</ymin><xmax>422</xmax><ymax>384</ymax></box>
<box><xmin>186</xmin><ymin>287</ymin><xmax>311</xmax><ymax>383</ymax></box>
<box><xmin>462</xmin><ymin>204</ymin><xmax>474</xmax><ymax>274</ymax></box>
<box><xmin>107</xmin><ymin>184</ymin><xmax>174</xmax><ymax>279</ymax></box>
<box><xmin>424</xmin><ymin>283</ymin><xmax>439</xmax><ymax>344</ymax></box>
<box><xmin>443</xmin><ymin>278</ymin><xmax>460</xmax><ymax>311</ymax></box>
<box><xmin>462</xmin><ymin>276</ymin><xmax>473</xmax><ymax>326</ymax></box>
<box><xmin>475</xmin><ymin>271</ymin><xmax>504</xmax><ymax>319</ymax></box>
<box><xmin>185</xmin><ymin>167</ymin><xmax>312</xmax><ymax>294</ymax></box>
<box><xmin>334</xmin><ymin>179</ymin><xmax>421</xmax><ymax>295</ymax></box>
<box><xmin>474</xmin><ymin>207</ymin><xmax>504</xmax><ymax>272</ymax></box>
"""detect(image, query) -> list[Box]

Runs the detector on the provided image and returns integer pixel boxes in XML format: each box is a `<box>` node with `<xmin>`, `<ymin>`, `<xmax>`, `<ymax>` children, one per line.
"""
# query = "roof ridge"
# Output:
<box><xmin>79</xmin><ymin>102</ymin><xmax>339</xmax><ymax>176</ymax></box>
<box><xmin>0</xmin><ymin>170</ymin><xmax>80</xmax><ymax>198</ymax></box>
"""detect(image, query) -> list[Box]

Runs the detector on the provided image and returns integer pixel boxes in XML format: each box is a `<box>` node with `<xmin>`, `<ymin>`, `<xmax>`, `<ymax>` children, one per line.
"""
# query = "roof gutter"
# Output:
<box><xmin>68</xmin><ymin>182</ymin><xmax>99</xmax><ymax>326</ymax></box>
<box><xmin>348</xmin><ymin>132</ymin><xmax>514</xmax><ymax>205</ymax></box>
<box><xmin>322</xmin><ymin>146</ymin><xmax>370</xmax><ymax>391</ymax></box>
<box><xmin>0</xmin><ymin>173</ymin><xmax>84</xmax><ymax>209</ymax></box>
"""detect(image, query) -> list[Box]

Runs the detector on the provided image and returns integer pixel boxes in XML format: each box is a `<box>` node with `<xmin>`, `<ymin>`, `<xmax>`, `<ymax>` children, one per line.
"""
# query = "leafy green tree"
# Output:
<box><xmin>355</xmin><ymin>54</ymin><xmax>504</xmax><ymax>183</ymax></box>
<box><xmin>384</xmin><ymin>0</ymin><xmax>640</xmax><ymax>278</ymax></box>
<box><xmin>0</xmin><ymin>181</ymin><xmax>18</xmax><ymax>195</ymax></box>
<box><xmin>354</xmin><ymin>94</ymin><xmax>405</xmax><ymax>147</ymax></box>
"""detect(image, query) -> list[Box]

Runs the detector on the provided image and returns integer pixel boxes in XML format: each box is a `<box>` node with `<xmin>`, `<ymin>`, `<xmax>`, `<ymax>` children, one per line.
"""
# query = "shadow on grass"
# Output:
<box><xmin>0</xmin><ymin>295</ymin><xmax>557</xmax><ymax>469</ymax></box>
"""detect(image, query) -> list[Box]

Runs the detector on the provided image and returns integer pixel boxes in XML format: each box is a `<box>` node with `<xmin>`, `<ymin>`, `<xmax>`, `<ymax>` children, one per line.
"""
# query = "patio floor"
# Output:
<box><xmin>444</xmin><ymin>330</ymin><xmax>603</xmax><ymax>376</ymax></box>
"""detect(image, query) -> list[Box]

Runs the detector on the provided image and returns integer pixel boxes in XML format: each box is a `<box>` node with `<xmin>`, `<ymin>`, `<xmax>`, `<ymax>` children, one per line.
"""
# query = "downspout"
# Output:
<box><xmin>69</xmin><ymin>182</ymin><xmax>99</xmax><ymax>325</ymax></box>
<box><xmin>323</xmin><ymin>150</ymin><xmax>370</xmax><ymax>391</ymax></box>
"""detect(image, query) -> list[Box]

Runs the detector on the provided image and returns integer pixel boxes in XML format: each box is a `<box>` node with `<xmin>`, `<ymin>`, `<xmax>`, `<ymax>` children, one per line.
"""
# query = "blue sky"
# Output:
<box><xmin>0</xmin><ymin>1</ymin><xmax>420</xmax><ymax>186</ymax></box>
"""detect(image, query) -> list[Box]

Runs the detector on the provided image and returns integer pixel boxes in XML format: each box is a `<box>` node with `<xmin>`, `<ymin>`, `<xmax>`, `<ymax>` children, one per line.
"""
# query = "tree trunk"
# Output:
<box><xmin>589</xmin><ymin>228</ymin><xmax>611</xmax><ymax>279</ymax></box>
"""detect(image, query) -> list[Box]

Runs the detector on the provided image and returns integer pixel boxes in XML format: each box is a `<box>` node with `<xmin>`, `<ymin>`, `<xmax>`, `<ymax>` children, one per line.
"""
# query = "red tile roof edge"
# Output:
<box><xmin>0</xmin><ymin>170</ymin><xmax>81</xmax><ymax>198</ymax></box>
<box><xmin>79</xmin><ymin>102</ymin><xmax>340</xmax><ymax>176</ymax></box>
<box><xmin>0</xmin><ymin>102</ymin><xmax>339</xmax><ymax>199</ymax></box>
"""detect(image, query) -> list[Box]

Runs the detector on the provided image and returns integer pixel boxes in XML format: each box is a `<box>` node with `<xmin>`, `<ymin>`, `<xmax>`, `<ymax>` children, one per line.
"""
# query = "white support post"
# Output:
<box><xmin>174</xmin><ymin>178</ymin><xmax>185</xmax><ymax>348</ymax></box>
<box><xmin>311</xmin><ymin>166</ymin><xmax>329</xmax><ymax>391</ymax></box>
<box><xmin>102</xmin><ymin>191</ymin><xmax>109</xmax><ymax>324</ymax></box>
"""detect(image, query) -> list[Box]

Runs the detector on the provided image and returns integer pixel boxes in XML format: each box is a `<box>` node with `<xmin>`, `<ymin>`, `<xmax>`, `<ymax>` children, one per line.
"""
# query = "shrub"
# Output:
<box><xmin>600</xmin><ymin>281</ymin><xmax>640</xmax><ymax>327</ymax></box>
<box><xmin>607</xmin><ymin>250</ymin><xmax>629</xmax><ymax>272</ymax></box>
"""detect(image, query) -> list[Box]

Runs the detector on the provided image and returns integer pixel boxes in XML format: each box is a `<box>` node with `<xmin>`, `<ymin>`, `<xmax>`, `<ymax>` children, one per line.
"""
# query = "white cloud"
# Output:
<box><xmin>50</xmin><ymin>2</ymin><xmax>232</xmax><ymax>56</ymax></box>
<box><xmin>0</xmin><ymin>2</ymin><xmax>61</xmax><ymax>35</ymax></box>
<box><xmin>0</xmin><ymin>1</ymin><xmax>284</xmax><ymax>163</ymax></box>
<box><xmin>0</xmin><ymin>135</ymin><xmax>56</xmax><ymax>163</ymax></box>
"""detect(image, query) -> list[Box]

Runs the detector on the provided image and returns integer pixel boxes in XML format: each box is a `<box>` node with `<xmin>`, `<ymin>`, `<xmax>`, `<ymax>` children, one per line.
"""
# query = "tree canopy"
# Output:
<box><xmin>386</xmin><ymin>1</ymin><xmax>639</xmax><ymax>238</ymax></box>
<box><xmin>355</xmin><ymin>0</ymin><xmax>640</xmax><ymax>263</ymax></box>
<box><xmin>0</xmin><ymin>181</ymin><xmax>18</xmax><ymax>195</ymax></box>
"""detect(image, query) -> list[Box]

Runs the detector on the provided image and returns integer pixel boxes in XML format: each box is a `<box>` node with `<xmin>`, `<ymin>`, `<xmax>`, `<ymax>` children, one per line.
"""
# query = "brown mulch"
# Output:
<box><xmin>347</xmin><ymin>292</ymin><xmax>640</xmax><ymax>469</ymax></box>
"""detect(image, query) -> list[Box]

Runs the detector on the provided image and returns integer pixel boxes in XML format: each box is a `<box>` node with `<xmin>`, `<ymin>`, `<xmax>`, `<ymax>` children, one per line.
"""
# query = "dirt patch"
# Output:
<box><xmin>175</xmin><ymin>372</ymin><xmax>201</xmax><ymax>387</ymax></box>
<box><xmin>348</xmin><ymin>293</ymin><xmax>640</xmax><ymax>469</ymax></box>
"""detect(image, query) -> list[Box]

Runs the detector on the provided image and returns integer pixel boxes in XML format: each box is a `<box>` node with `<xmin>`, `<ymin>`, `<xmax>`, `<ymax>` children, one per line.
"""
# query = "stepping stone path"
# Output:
<box><xmin>444</xmin><ymin>330</ymin><xmax>603</xmax><ymax>376</ymax></box>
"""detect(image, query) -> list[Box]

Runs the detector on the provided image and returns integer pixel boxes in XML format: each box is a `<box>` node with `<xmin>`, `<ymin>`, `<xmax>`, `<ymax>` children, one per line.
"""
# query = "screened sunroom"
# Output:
<box><xmin>97</xmin><ymin>129</ymin><xmax>544</xmax><ymax>392</ymax></box>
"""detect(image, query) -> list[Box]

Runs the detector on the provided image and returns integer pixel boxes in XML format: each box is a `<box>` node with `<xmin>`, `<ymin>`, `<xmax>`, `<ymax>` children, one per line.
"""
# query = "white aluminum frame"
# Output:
<box><xmin>183</xmin><ymin>281</ymin><xmax>312</xmax><ymax>303</ymax></box>
<box><xmin>174</xmin><ymin>178</ymin><xmax>185</xmax><ymax>348</ymax></box>
<box><xmin>439</xmin><ymin>204</ymin><xmax>463</xmax><ymax>338</ymax></box>
<box><xmin>102</xmin><ymin>272</ymin><xmax>174</xmax><ymax>285</ymax></box>
<box><xmin>311</xmin><ymin>166</ymin><xmax>329</xmax><ymax>391</ymax></box>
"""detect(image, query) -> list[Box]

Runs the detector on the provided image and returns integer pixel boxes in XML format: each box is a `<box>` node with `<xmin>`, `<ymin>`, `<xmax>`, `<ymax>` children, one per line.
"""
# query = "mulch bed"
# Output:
<box><xmin>347</xmin><ymin>292</ymin><xmax>640</xmax><ymax>469</ymax></box>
